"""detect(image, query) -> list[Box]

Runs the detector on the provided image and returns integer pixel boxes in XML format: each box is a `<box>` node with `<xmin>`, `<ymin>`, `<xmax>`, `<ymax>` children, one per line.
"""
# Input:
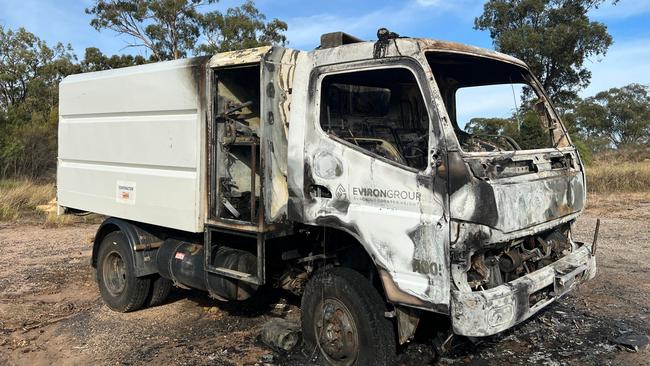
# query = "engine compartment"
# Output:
<box><xmin>465</xmin><ymin>225</ymin><xmax>574</xmax><ymax>291</ymax></box>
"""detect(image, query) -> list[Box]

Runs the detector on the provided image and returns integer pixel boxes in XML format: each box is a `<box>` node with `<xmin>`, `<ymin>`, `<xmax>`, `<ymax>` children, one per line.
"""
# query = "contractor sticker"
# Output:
<box><xmin>116</xmin><ymin>181</ymin><xmax>136</xmax><ymax>205</ymax></box>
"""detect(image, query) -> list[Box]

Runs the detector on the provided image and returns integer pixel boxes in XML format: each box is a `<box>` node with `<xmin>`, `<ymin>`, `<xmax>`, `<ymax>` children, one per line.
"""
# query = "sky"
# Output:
<box><xmin>1</xmin><ymin>0</ymin><xmax>649</xmax><ymax>123</ymax></box>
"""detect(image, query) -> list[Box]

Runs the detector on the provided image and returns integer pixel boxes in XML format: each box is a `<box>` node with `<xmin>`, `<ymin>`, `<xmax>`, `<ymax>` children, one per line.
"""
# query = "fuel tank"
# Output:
<box><xmin>156</xmin><ymin>239</ymin><xmax>258</xmax><ymax>301</ymax></box>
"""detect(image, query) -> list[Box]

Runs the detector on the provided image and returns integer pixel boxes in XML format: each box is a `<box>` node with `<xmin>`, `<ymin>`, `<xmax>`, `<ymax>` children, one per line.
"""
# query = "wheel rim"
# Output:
<box><xmin>102</xmin><ymin>250</ymin><xmax>127</xmax><ymax>296</ymax></box>
<box><xmin>315</xmin><ymin>298</ymin><xmax>359</xmax><ymax>366</ymax></box>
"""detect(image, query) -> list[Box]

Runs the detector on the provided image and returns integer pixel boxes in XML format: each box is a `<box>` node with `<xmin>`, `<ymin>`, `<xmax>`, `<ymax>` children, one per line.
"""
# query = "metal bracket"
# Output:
<box><xmin>204</xmin><ymin>226</ymin><xmax>266</xmax><ymax>286</ymax></box>
<box><xmin>554</xmin><ymin>264</ymin><xmax>587</xmax><ymax>295</ymax></box>
<box><xmin>592</xmin><ymin>218</ymin><xmax>601</xmax><ymax>255</ymax></box>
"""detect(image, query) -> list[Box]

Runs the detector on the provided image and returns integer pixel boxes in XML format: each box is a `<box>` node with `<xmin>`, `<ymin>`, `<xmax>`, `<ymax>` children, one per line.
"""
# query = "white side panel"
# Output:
<box><xmin>57</xmin><ymin>58</ymin><xmax>207</xmax><ymax>232</ymax></box>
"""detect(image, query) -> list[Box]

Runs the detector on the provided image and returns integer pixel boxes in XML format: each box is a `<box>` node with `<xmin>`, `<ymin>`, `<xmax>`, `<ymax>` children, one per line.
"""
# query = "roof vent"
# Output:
<box><xmin>319</xmin><ymin>31</ymin><xmax>364</xmax><ymax>49</ymax></box>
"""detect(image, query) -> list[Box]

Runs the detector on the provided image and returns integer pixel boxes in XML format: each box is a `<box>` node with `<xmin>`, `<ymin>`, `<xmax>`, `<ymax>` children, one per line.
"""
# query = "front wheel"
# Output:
<box><xmin>301</xmin><ymin>267</ymin><xmax>396</xmax><ymax>366</ymax></box>
<box><xmin>96</xmin><ymin>231</ymin><xmax>151</xmax><ymax>312</ymax></box>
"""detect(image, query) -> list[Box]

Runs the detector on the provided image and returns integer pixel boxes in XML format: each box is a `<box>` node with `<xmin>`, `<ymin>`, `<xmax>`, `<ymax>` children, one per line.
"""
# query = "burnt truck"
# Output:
<box><xmin>57</xmin><ymin>30</ymin><xmax>597</xmax><ymax>365</ymax></box>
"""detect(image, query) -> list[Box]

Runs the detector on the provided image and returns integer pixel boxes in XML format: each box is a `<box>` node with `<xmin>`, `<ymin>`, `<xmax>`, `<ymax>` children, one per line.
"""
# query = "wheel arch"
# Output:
<box><xmin>309</xmin><ymin>225</ymin><xmax>390</xmax><ymax>305</ymax></box>
<box><xmin>92</xmin><ymin>217</ymin><xmax>160</xmax><ymax>277</ymax></box>
<box><xmin>330</xmin><ymin>230</ymin><xmax>380</xmax><ymax>283</ymax></box>
<box><xmin>313</xmin><ymin>224</ymin><xmax>426</xmax><ymax>345</ymax></box>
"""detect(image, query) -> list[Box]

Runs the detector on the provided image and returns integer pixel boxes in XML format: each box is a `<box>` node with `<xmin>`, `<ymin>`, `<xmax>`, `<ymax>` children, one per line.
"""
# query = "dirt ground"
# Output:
<box><xmin>1</xmin><ymin>193</ymin><xmax>649</xmax><ymax>366</ymax></box>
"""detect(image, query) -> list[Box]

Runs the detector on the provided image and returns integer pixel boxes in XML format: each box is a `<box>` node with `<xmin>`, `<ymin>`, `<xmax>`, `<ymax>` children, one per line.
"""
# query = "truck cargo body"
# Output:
<box><xmin>58</xmin><ymin>34</ymin><xmax>596</xmax><ymax>363</ymax></box>
<box><xmin>58</xmin><ymin>57</ymin><xmax>209</xmax><ymax>232</ymax></box>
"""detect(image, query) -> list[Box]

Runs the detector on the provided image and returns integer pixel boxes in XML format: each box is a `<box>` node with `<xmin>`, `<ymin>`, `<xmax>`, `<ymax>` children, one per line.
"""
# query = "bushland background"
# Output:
<box><xmin>1</xmin><ymin>0</ymin><xmax>649</xmax><ymax>223</ymax></box>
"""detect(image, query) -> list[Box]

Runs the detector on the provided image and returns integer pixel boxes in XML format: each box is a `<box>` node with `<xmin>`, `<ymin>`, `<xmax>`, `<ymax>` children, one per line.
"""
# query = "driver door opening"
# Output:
<box><xmin>319</xmin><ymin>67</ymin><xmax>429</xmax><ymax>171</ymax></box>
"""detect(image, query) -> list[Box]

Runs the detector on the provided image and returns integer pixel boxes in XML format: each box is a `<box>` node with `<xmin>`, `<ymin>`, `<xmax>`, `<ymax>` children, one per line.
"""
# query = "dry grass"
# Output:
<box><xmin>586</xmin><ymin>191</ymin><xmax>650</xmax><ymax>221</ymax></box>
<box><xmin>586</xmin><ymin>161</ymin><xmax>650</xmax><ymax>193</ymax></box>
<box><xmin>0</xmin><ymin>179</ymin><xmax>102</xmax><ymax>225</ymax></box>
<box><xmin>43</xmin><ymin>211</ymin><xmax>77</xmax><ymax>227</ymax></box>
<box><xmin>0</xmin><ymin>180</ymin><xmax>55</xmax><ymax>221</ymax></box>
<box><xmin>592</xmin><ymin>146</ymin><xmax>650</xmax><ymax>163</ymax></box>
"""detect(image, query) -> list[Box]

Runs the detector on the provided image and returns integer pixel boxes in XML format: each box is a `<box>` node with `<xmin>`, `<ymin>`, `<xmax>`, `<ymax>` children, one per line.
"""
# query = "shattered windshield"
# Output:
<box><xmin>426</xmin><ymin>52</ymin><xmax>570</xmax><ymax>152</ymax></box>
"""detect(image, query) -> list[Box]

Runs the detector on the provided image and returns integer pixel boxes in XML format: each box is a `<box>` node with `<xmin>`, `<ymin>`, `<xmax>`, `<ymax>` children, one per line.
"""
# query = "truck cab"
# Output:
<box><xmin>57</xmin><ymin>30</ymin><xmax>596</xmax><ymax>365</ymax></box>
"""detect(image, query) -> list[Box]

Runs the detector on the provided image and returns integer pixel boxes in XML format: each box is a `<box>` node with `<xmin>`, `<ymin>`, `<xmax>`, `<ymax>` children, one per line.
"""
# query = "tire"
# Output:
<box><xmin>146</xmin><ymin>275</ymin><xmax>173</xmax><ymax>307</ymax></box>
<box><xmin>301</xmin><ymin>267</ymin><xmax>396</xmax><ymax>366</ymax></box>
<box><xmin>96</xmin><ymin>231</ymin><xmax>151</xmax><ymax>312</ymax></box>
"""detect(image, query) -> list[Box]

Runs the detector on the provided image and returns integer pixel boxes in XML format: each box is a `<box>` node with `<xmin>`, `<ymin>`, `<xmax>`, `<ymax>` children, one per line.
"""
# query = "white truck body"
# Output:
<box><xmin>58</xmin><ymin>58</ymin><xmax>208</xmax><ymax>232</ymax></box>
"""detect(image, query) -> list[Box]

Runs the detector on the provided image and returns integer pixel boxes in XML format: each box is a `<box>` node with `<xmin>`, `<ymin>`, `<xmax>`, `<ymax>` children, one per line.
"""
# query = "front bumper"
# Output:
<box><xmin>450</xmin><ymin>243</ymin><xmax>596</xmax><ymax>337</ymax></box>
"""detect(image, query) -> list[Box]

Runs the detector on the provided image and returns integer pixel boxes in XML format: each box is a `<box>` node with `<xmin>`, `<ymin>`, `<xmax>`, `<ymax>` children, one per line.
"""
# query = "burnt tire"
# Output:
<box><xmin>146</xmin><ymin>275</ymin><xmax>173</xmax><ymax>307</ymax></box>
<box><xmin>96</xmin><ymin>231</ymin><xmax>150</xmax><ymax>312</ymax></box>
<box><xmin>301</xmin><ymin>267</ymin><xmax>396</xmax><ymax>366</ymax></box>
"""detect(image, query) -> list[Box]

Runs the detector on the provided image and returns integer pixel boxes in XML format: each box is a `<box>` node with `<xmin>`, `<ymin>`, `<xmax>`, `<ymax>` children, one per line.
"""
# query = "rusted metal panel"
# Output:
<box><xmin>208</xmin><ymin>46</ymin><xmax>272</xmax><ymax>68</ymax></box>
<box><xmin>448</xmin><ymin>151</ymin><xmax>585</xmax><ymax>235</ymax></box>
<box><xmin>394</xmin><ymin>306</ymin><xmax>421</xmax><ymax>344</ymax></box>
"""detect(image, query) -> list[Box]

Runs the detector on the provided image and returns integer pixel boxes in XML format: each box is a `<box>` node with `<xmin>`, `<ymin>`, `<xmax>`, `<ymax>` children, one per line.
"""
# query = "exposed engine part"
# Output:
<box><xmin>499</xmin><ymin>249</ymin><xmax>522</xmax><ymax>273</ymax></box>
<box><xmin>467</xmin><ymin>255</ymin><xmax>489</xmax><ymax>288</ymax></box>
<box><xmin>542</xmin><ymin>230</ymin><xmax>572</xmax><ymax>254</ymax></box>
<box><xmin>466</xmin><ymin>227</ymin><xmax>572</xmax><ymax>290</ymax></box>
<box><xmin>156</xmin><ymin>239</ymin><xmax>258</xmax><ymax>301</ymax></box>
<box><xmin>278</xmin><ymin>268</ymin><xmax>309</xmax><ymax>296</ymax></box>
<box><xmin>485</xmin><ymin>256</ymin><xmax>503</xmax><ymax>288</ymax></box>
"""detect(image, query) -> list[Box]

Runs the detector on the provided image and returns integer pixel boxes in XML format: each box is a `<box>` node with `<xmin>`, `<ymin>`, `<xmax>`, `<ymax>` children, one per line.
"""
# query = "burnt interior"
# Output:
<box><xmin>319</xmin><ymin>67</ymin><xmax>429</xmax><ymax>170</ymax></box>
<box><xmin>466</xmin><ymin>225</ymin><xmax>573</xmax><ymax>291</ymax></box>
<box><xmin>212</xmin><ymin>65</ymin><xmax>262</xmax><ymax>223</ymax></box>
<box><xmin>426</xmin><ymin>52</ymin><xmax>567</xmax><ymax>153</ymax></box>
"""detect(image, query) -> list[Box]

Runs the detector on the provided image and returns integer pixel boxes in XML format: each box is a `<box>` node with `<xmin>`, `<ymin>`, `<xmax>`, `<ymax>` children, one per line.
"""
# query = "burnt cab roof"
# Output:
<box><xmin>315</xmin><ymin>30</ymin><xmax>527</xmax><ymax>69</ymax></box>
<box><xmin>204</xmin><ymin>33</ymin><xmax>528</xmax><ymax>78</ymax></box>
<box><xmin>414</xmin><ymin>38</ymin><xmax>527</xmax><ymax>69</ymax></box>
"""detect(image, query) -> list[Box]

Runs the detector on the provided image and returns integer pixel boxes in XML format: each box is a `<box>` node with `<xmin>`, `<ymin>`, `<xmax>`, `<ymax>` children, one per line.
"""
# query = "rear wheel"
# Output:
<box><xmin>96</xmin><ymin>231</ymin><xmax>150</xmax><ymax>312</ymax></box>
<box><xmin>301</xmin><ymin>267</ymin><xmax>396</xmax><ymax>366</ymax></box>
<box><xmin>146</xmin><ymin>275</ymin><xmax>173</xmax><ymax>307</ymax></box>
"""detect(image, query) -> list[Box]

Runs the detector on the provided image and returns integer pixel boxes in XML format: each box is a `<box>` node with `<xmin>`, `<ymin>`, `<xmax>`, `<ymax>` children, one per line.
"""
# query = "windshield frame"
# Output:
<box><xmin>423</xmin><ymin>50</ymin><xmax>574</xmax><ymax>156</ymax></box>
